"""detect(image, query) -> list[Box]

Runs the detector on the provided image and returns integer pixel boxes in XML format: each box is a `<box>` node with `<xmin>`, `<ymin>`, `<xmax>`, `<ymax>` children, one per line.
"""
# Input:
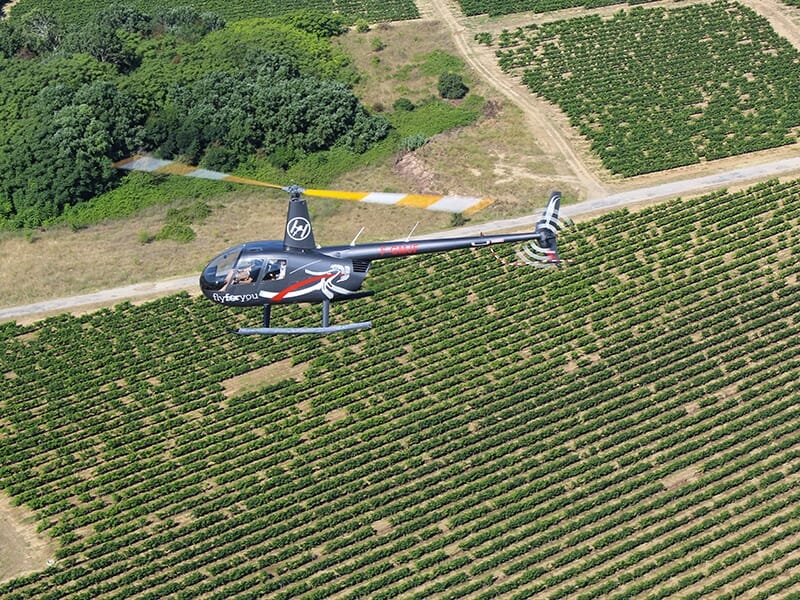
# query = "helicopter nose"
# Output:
<box><xmin>200</xmin><ymin>264</ymin><xmax>228</xmax><ymax>291</ymax></box>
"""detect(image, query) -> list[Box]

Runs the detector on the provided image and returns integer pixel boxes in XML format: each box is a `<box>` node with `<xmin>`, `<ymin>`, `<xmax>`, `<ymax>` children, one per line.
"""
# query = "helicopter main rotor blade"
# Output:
<box><xmin>113</xmin><ymin>156</ymin><xmax>285</xmax><ymax>190</ymax></box>
<box><xmin>302</xmin><ymin>188</ymin><xmax>493</xmax><ymax>215</ymax></box>
<box><xmin>114</xmin><ymin>156</ymin><xmax>493</xmax><ymax>214</ymax></box>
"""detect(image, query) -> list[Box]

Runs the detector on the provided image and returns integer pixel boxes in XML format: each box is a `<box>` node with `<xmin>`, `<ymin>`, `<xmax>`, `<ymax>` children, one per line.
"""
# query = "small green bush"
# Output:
<box><xmin>450</xmin><ymin>212</ymin><xmax>467</xmax><ymax>227</ymax></box>
<box><xmin>438</xmin><ymin>72</ymin><xmax>468</xmax><ymax>99</ymax></box>
<box><xmin>156</xmin><ymin>222</ymin><xmax>196</xmax><ymax>243</ymax></box>
<box><xmin>371</xmin><ymin>36</ymin><xmax>386</xmax><ymax>51</ymax></box>
<box><xmin>393</xmin><ymin>97</ymin><xmax>415</xmax><ymax>111</ymax></box>
<box><xmin>399</xmin><ymin>134</ymin><xmax>428</xmax><ymax>151</ymax></box>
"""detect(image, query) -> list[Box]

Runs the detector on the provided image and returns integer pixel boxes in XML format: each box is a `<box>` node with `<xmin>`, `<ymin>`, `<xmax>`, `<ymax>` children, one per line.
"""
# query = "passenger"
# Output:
<box><xmin>263</xmin><ymin>259</ymin><xmax>285</xmax><ymax>281</ymax></box>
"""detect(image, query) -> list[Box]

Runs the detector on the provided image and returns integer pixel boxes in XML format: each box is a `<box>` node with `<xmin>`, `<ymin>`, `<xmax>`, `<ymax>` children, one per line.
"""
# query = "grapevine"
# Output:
<box><xmin>1</xmin><ymin>178</ymin><xmax>800</xmax><ymax>598</ymax></box>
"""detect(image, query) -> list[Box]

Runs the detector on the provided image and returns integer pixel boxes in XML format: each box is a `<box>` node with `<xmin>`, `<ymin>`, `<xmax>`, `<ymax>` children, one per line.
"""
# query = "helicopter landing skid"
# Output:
<box><xmin>236</xmin><ymin>322</ymin><xmax>372</xmax><ymax>335</ymax></box>
<box><xmin>234</xmin><ymin>299</ymin><xmax>372</xmax><ymax>336</ymax></box>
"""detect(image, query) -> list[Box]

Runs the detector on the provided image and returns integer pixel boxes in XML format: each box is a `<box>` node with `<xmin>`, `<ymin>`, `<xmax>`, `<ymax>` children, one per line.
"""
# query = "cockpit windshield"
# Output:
<box><xmin>200</xmin><ymin>245</ymin><xmax>243</xmax><ymax>291</ymax></box>
<box><xmin>201</xmin><ymin>245</ymin><xmax>287</xmax><ymax>291</ymax></box>
<box><xmin>229</xmin><ymin>258</ymin><xmax>263</xmax><ymax>287</ymax></box>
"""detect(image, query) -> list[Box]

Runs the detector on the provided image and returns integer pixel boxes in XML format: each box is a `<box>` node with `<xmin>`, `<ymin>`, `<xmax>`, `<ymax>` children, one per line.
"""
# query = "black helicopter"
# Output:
<box><xmin>199</xmin><ymin>186</ymin><xmax>566</xmax><ymax>334</ymax></box>
<box><xmin>114</xmin><ymin>156</ymin><xmax>568</xmax><ymax>335</ymax></box>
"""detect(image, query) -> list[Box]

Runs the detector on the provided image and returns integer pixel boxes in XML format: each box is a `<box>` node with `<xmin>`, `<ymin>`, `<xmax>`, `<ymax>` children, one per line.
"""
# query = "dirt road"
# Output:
<box><xmin>420</xmin><ymin>0</ymin><xmax>608</xmax><ymax>199</ymax></box>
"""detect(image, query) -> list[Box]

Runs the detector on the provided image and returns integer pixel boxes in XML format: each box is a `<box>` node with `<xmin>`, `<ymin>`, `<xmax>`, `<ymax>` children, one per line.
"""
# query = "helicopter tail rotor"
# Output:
<box><xmin>526</xmin><ymin>191</ymin><xmax>571</xmax><ymax>266</ymax></box>
<box><xmin>516</xmin><ymin>241</ymin><xmax>560</xmax><ymax>267</ymax></box>
<box><xmin>490</xmin><ymin>191</ymin><xmax>572</xmax><ymax>267</ymax></box>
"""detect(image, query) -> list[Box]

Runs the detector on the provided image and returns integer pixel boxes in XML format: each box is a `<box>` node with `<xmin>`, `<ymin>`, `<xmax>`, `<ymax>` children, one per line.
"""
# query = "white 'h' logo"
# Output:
<box><xmin>287</xmin><ymin>217</ymin><xmax>312</xmax><ymax>241</ymax></box>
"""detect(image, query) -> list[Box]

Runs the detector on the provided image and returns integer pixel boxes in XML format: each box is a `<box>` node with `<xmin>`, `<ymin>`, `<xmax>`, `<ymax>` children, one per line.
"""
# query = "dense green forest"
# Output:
<box><xmin>0</xmin><ymin>6</ymin><xmax>390</xmax><ymax>228</ymax></box>
<box><xmin>7</xmin><ymin>0</ymin><xmax>420</xmax><ymax>26</ymax></box>
<box><xmin>2</xmin><ymin>178</ymin><xmax>800</xmax><ymax>598</ymax></box>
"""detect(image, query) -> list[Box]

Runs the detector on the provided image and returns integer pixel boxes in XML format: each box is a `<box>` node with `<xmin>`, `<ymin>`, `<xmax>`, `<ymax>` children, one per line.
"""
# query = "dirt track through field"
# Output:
<box><xmin>420</xmin><ymin>0</ymin><xmax>608</xmax><ymax>198</ymax></box>
<box><xmin>743</xmin><ymin>0</ymin><xmax>800</xmax><ymax>51</ymax></box>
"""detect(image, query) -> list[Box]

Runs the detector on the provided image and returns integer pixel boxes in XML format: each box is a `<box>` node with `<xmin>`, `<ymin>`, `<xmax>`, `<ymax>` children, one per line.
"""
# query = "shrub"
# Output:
<box><xmin>438</xmin><ymin>72</ymin><xmax>468</xmax><ymax>99</ymax></box>
<box><xmin>155</xmin><ymin>222</ymin><xmax>196</xmax><ymax>243</ymax></box>
<box><xmin>278</xmin><ymin>10</ymin><xmax>347</xmax><ymax>38</ymax></box>
<box><xmin>450</xmin><ymin>212</ymin><xmax>467</xmax><ymax>227</ymax></box>
<box><xmin>393</xmin><ymin>97</ymin><xmax>415</xmax><ymax>112</ymax></box>
<box><xmin>399</xmin><ymin>134</ymin><xmax>428</xmax><ymax>151</ymax></box>
<box><xmin>371</xmin><ymin>36</ymin><xmax>386</xmax><ymax>51</ymax></box>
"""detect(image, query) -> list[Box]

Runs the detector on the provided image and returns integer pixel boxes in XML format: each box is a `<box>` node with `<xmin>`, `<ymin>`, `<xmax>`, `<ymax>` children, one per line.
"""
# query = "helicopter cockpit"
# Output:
<box><xmin>200</xmin><ymin>243</ymin><xmax>287</xmax><ymax>292</ymax></box>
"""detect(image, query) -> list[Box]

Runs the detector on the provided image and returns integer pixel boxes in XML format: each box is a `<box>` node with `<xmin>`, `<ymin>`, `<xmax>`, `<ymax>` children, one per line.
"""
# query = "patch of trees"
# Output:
<box><xmin>438</xmin><ymin>72</ymin><xmax>469</xmax><ymax>99</ymax></box>
<box><xmin>0</xmin><ymin>77</ymin><xmax>145</xmax><ymax>226</ymax></box>
<box><xmin>7</xmin><ymin>0</ymin><xmax>419</xmax><ymax>26</ymax></box>
<box><xmin>148</xmin><ymin>65</ymin><xmax>388</xmax><ymax>171</ymax></box>
<box><xmin>0</xmin><ymin>6</ymin><xmax>388</xmax><ymax>228</ymax></box>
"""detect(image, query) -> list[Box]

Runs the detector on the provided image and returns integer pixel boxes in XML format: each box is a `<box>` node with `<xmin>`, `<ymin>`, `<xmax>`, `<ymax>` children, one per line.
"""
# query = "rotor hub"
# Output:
<box><xmin>284</xmin><ymin>184</ymin><xmax>306</xmax><ymax>200</ymax></box>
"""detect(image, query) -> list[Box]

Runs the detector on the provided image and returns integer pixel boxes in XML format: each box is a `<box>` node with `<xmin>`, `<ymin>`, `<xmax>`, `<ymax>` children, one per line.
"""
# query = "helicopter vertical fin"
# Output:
<box><xmin>283</xmin><ymin>188</ymin><xmax>317</xmax><ymax>250</ymax></box>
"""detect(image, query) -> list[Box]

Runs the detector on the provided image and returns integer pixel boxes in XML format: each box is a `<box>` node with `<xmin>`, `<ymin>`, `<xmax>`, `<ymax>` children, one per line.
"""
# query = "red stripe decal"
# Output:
<box><xmin>273</xmin><ymin>274</ymin><xmax>334</xmax><ymax>302</ymax></box>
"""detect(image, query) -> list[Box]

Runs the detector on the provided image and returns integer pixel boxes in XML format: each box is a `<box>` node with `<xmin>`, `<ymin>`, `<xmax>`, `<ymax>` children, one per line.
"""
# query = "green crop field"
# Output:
<box><xmin>457</xmin><ymin>0</ymin><xmax>654</xmax><ymax>17</ymax></box>
<box><xmin>7</xmin><ymin>0</ymin><xmax>419</xmax><ymax>24</ymax></box>
<box><xmin>2</xmin><ymin>178</ymin><xmax>800</xmax><ymax>598</ymax></box>
<box><xmin>487</xmin><ymin>1</ymin><xmax>800</xmax><ymax>177</ymax></box>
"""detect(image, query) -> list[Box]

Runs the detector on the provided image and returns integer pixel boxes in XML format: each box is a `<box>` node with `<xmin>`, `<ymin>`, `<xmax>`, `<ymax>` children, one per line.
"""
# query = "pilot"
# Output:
<box><xmin>221</xmin><ymin>259</ymin><xmax>260</xmax><ymax>289</ymax></box>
